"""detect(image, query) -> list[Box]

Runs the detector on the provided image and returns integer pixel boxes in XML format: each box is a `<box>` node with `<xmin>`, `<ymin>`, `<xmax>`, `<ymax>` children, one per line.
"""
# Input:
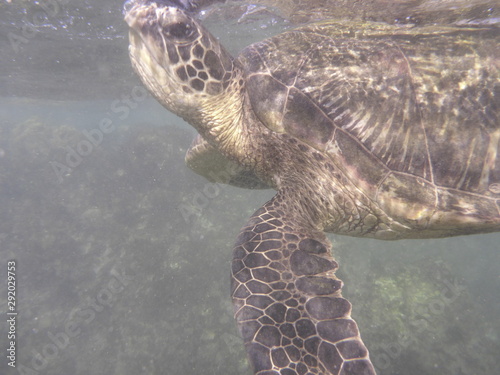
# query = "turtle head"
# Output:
<box><xmin>124</xmin><ymin>1</ymin><xmax>240</xmax><ymax>126</ymax></box>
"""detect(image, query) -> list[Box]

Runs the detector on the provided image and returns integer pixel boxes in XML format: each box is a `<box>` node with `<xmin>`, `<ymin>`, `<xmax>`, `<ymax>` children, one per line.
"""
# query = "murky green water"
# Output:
<box><xmin>0</xmin><ymin>1</ymin><xmax>499</xmax><ymax>375</ymax></box>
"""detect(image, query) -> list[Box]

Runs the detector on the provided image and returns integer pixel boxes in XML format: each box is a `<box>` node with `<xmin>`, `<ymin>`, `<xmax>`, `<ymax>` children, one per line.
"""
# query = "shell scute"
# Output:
<box><xmin>247</xmin><ymin>73</ymin><xmax>287</xmax><ymax>133</ymax></box>
<box><xmin>282</xmin><ymin>88</ymin><xmax>335</xmax><ymax>151</ymax></box>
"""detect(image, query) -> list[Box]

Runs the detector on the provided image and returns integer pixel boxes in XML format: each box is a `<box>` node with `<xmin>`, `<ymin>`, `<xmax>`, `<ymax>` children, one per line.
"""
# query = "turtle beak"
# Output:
<box><xmin>124</xmin><ymin>1</ymin><xmax>165</xmax><ymax>63</ymax></box>
<box><xmin>124</xmin><ymin>1</ymin><xmax>199</xmax><ymax>67</ymax></box>
<box><xmin>125</xmin><ymin>1</ymin><xmax>179</xmax><ymax>78</ymax></box>
<box><xmin>125</xmin><ymin>1</ymin><xmax>179</xmax><ymax>109</ymax></box>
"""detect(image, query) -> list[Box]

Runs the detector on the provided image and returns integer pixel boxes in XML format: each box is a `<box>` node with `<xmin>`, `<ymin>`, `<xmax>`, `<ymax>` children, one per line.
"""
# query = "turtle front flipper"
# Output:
<box><xmin>231</xmin><ymin>194</ymin><xmax>376</xmax><ymax>375</ymax></box>
<box><xmin>186</xmin><ymin>134</ymin><xmax>271</xmax><ymax>189</ymax></box>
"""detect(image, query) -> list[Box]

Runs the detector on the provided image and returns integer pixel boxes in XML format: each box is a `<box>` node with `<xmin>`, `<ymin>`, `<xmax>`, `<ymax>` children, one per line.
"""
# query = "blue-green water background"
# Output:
<box><xmin>0</xmin><ymin>1</ymin><xmax>499</xmax><ymax>374</ymax></box>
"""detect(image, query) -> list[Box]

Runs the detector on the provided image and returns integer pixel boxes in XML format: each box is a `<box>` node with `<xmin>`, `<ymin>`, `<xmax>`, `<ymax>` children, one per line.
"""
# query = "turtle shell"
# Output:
<box><xmin>240</xmin><ymin>21</ymin><xmax>500</xmax><ymax>231</ymax></box>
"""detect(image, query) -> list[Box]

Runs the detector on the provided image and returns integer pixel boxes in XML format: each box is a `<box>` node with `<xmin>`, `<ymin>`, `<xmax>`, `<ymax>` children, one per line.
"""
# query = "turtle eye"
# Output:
<box><xmin>166</xmin><ymin>21</ymin><xmax>195</xmax><ymax>40</ymax></box>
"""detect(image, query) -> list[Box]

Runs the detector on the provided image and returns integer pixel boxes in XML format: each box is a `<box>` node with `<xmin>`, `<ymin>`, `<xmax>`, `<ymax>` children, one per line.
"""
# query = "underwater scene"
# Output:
<box><xmin>0</xmin><ymin>1</ymin><xmax>499</xmax><ymax>374</ymax></box>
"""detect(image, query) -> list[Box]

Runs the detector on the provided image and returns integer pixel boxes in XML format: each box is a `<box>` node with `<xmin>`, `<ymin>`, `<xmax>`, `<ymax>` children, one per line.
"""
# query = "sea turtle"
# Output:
<box><xmin>124</xmin><ymin>1</ymin><xmax>500</xmax><ymax>374</ymax></box>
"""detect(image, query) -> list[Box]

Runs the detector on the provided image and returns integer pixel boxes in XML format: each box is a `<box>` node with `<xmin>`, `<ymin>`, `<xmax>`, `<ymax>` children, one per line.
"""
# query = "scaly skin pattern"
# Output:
<box><xmin>231</xmin><ymin>193</ymin><xmax>376</xmax><ymax>375</ymax></box>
